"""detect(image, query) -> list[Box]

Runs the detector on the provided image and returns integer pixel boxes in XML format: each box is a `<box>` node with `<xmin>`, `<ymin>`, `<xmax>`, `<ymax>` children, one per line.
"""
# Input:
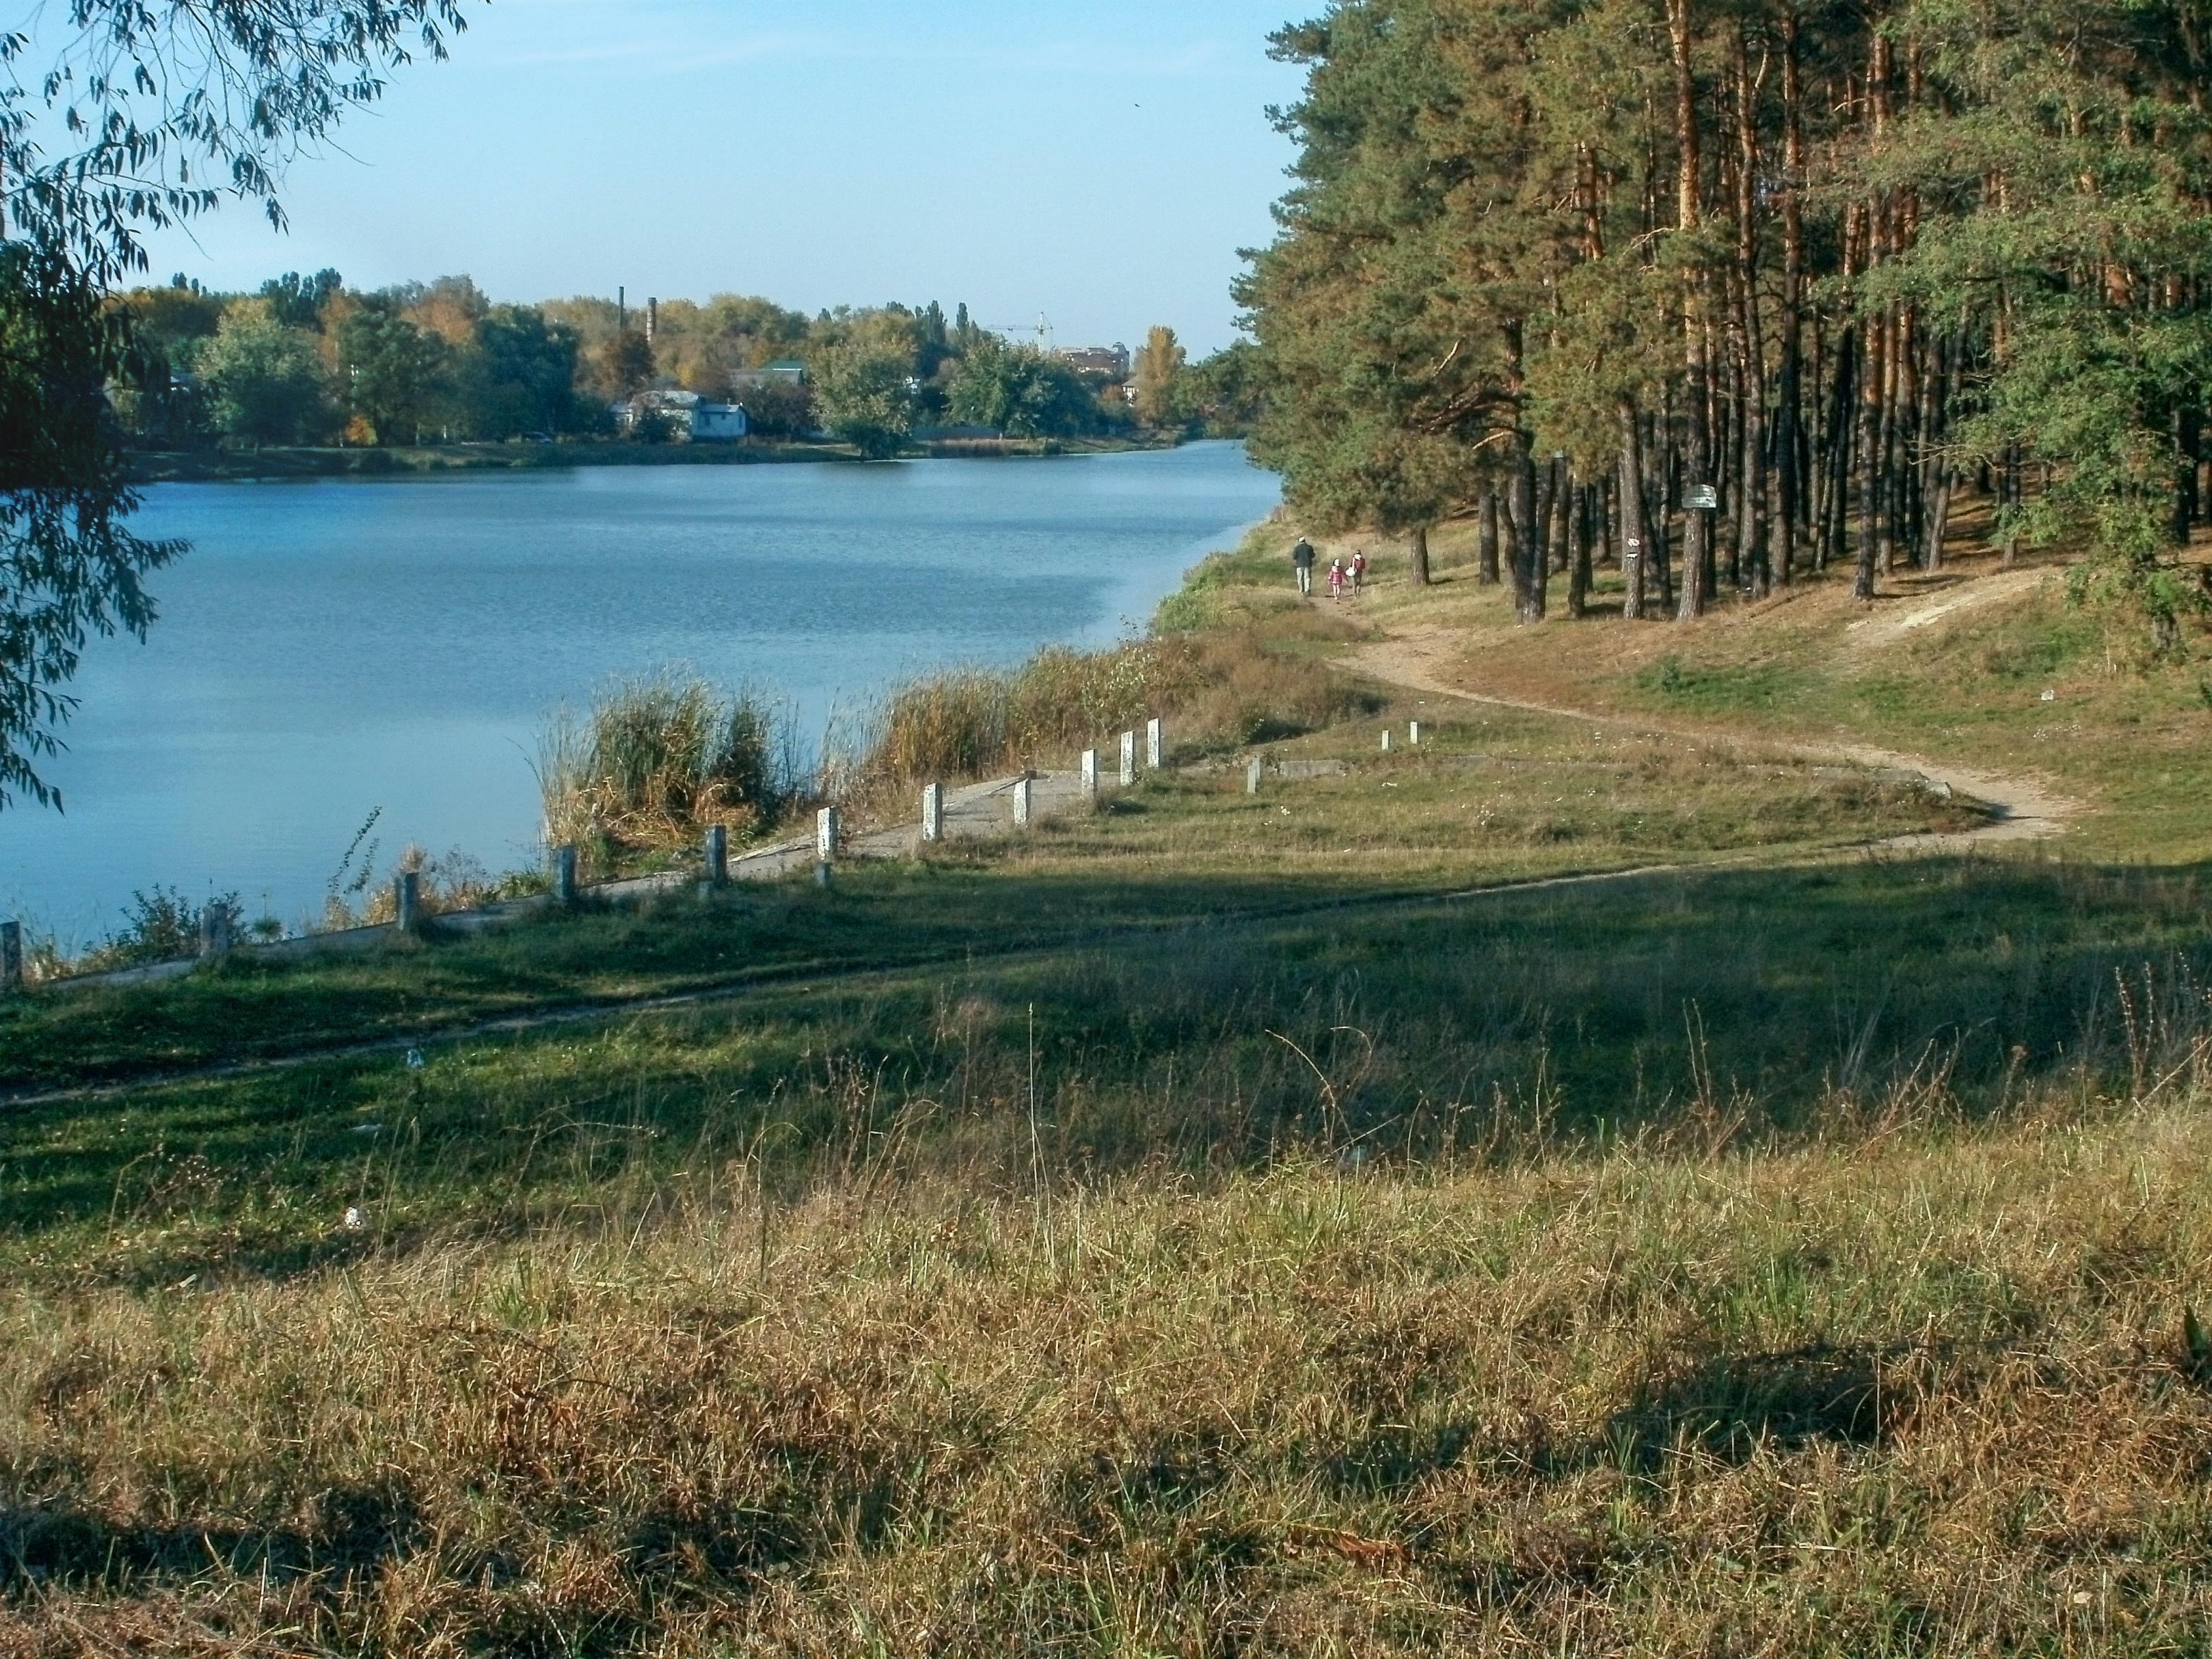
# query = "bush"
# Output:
<box><xmin>539</xmin><ymin>670</ymin><xmax>800</xmax><ymax>863</ymax></box>
<box><xmin>79</xmin><ymin>886</ymin><xmax>241</xmax><ymax>971</ymax></box>
<box><xmin>858</xmin><ymin>628</ymin><xmax>1376</xmax><ymax>788</ymax></box>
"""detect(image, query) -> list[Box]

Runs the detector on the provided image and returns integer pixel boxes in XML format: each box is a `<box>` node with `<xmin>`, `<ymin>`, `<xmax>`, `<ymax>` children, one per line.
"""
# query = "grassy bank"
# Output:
<box><xmin>7</xmin><ymin>1092</ymin><xmax>2212</xmax><ymax>1653</ymax></box>
<box><xmin>9</xmin><ymin>511</ymin><xmax>2212</xmax><ymax>1650</ymax></box>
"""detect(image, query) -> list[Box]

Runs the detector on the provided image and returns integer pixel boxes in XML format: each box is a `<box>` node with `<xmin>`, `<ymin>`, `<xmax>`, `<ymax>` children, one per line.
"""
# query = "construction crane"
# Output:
<box><xmin>987</xmin><ymin>313</ymin><xmax>1054</xmax><ymax>354</ymax></box>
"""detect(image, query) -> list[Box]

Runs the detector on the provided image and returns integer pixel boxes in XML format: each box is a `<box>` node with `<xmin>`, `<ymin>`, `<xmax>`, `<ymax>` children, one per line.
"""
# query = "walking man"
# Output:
<box><xmin>1292</xmin><ymin>536</ymin><xmax>1315</xmax><ymax>596</ymax></box>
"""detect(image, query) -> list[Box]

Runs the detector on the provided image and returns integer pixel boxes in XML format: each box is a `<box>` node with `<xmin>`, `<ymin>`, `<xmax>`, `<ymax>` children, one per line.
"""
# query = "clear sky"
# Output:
<box><xmin>127</xmin><ymin>0</ymin><xmax>1309</xmax><ymax>356</ymax></box>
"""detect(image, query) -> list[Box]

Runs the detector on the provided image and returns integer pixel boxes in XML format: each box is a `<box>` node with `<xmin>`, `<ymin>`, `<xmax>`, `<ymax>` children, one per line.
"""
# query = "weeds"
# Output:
<box><xmin>537</xmin><ymin>668</ymin><xmax>802</xmax><ymax>865</ymax></box>
<box><xmin>70</xmin><ymin>886</ymin><xmax>241</xmax><ymax>972</ymax></box>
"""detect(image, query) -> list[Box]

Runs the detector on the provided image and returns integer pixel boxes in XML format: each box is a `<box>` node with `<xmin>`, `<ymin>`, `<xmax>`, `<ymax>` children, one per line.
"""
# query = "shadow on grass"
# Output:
<box><xmin>3</xmin><ymin>853</ymin><xmax>2209</xmax><ymax>1288</ymax></box>
<box><xmin>1</xmin><ymin>1483</ymin><xmax>422</xmax><ymax>1594</ymax></box>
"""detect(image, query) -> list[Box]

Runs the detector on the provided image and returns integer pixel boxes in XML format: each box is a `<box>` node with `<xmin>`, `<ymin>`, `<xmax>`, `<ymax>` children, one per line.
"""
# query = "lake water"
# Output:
<box><xmin>1</xmin><ymin>442</ymin><xmax>1279</xmax><ymax>941</ymax></box>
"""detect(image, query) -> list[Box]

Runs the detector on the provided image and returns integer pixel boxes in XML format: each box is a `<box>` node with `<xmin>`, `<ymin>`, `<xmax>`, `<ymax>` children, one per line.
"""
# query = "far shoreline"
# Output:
<box><xmin>128</xmin><ymin>430</ymin><xmax>1190</xmax><ymax>485</ymax></box>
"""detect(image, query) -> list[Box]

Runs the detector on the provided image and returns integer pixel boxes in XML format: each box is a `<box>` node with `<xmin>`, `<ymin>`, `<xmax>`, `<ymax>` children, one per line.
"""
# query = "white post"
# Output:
<box><xmin>1080</xmin><ymin>749</ymin><xmax>1099</xmax><ymax>801</ymax></box>
<box><xmin>1409</xmin><ymin>720</ymin><xmax>1422</xmax><ymax>747</ymax></box>
<box><xmin>1012</xmin><ymin>775</ymin><xmax>1033</xmax><ymax>827</ymax></box>
<box><xmin>817</xmin><ymin>805</ymin><xmax>840</xmax><ymax>862</ymax></box>
<box><xmin>393</xmin><ymin>872</ymin><xmax>421</xmax><ymax>934</ymax></box>
<box><xmin>1381</xmin><ymin>729</ymin><xmax>1393</xmax><ymax>754</ymax></box>
<box><xmin>551</xmin><ymin>845</ymin><xmax>578</xmax><ymax>906</ymax></box>
<box><xmin>922</xmin><ymin>782</ymin><xmax>944</xmax><ymax>843</ymax></box>
<box><xmin>1145</xmin><ymin>716</ymin><xmax>1164</xmax><ymax>770</ymax></box>
<box><xmin>0</xmin><ymin>920</ymin><xmax>18</xmax><ymax>991</ymax></box>
<box><xmin>704</xmin><ymin>823</ymin><xmax>729</xmax><ymax>884</ymax></box>
<box><xmin>1120</xmin><ymin>730</ymin><xmax>1136</xmax><ymax>786</ymax></box>
<box><xmin>201</xmin><ymin>900</ymin><xmax>233</xmax><ymax>958</ymax></box>
<box><xmin>1246</xmin><ymin>758</ymin><xmax>1263</xmax><ymax>795</ymax></box>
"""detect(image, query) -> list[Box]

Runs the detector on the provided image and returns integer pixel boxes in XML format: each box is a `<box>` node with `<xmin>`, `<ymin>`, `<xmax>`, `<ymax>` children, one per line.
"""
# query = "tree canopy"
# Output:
<box><xmin>1242</xmin><ymin>0</ymin><xmax>2212</xmax><ymax>639</ymax></box>
<box><xmin>0</xmin><ymin>1</ymin><xmax>474</xmax><ymax>806</ymax></box>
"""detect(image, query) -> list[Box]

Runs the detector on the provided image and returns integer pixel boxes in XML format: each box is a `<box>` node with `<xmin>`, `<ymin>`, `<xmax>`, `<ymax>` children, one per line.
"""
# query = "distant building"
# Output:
<box><xmin>616</xmin><ymin>388</ymin><xmax>750</xmax><ymax>441</ymax></box>
<box><xmin>728</xmin><ymin>359</ymin><xmax>808</xmax><ymax>390</ymax></box>
<box><xmin>691</xmin><ymin>402</ymin><xmax>750</xmax><ymax>441</ymax></box>
<box><xmin>1059</xmin><ymin>344</ymin><xmax>1131</xmax><ymax>382</ymax></box>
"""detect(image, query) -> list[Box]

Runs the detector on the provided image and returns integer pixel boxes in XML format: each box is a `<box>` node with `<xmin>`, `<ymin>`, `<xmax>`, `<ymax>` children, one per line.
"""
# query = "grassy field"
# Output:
<box><xmin>7</xmin><ymin>510</ymin><xmax>2212</xmax><ymax>1653</ymax></box>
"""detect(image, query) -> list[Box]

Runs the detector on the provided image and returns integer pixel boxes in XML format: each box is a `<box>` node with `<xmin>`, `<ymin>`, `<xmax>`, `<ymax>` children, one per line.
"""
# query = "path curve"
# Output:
<box><xmin>1341</xmin><ymin>627</ymin><xmax>2076</xmax><ymax>855</ymax></box>
<box><xmin>7</xmin><ymin>638</ymin><xmax>2078</xmax><ymax>1107</ymax></box>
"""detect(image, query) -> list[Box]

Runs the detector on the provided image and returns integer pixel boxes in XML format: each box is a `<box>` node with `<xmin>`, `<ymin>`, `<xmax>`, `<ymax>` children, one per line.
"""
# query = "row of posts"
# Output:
<box><xmin>0</xmin><ymin>710</ymin><xmax>1321</xmax><ymax>989</ymax></box>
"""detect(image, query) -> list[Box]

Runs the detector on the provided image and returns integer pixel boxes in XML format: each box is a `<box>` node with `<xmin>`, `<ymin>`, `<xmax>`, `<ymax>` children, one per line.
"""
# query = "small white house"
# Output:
<box><xmin>617</xmin><ymin>388</ymin><xmax>749</xmax><ymax>441</ymax></box>
<box><xmin>691</xmin><ymin>402</ymin><xmax>749</xmax><ymax>441</ymax></box>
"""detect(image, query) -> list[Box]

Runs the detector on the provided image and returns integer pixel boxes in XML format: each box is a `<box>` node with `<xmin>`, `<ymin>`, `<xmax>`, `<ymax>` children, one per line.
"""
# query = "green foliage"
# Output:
<box><xmin>258</xmin><ymin>268</ymin><xmax>343</xmax><ymax>330</ymax></box>
<box><xmin>335</xmin><ymin>300</ymin><xmax>447</xmax><ymax>445</ymax></box>
<box><xmin>80</xmin><ymin>886</ymin><xmax>241</xmax><ymax>971</ymax></box>
<box><xmin>0</xmin><ymin>245</ymin><xmax>185</xmax><ymax>806</ymax></box>
<box><xmin>0</xmin><ymin>4</ymin><xmax>465</xmax><ymax>808</ymax></box>
<box><xmin>458</xmin><ymin>304</ymin><xmax>582</xmax><ymax>438</ymax></box>
<box><xmin>194</xmin><ymin>301</ymin><xmax>334</xmax><ymax>447</ymax></box>
<box><xmin>813</xmin><ymin>314</ymin><xmax>918</xmax><ymax>458</ymax></box>
<box><xmin>1174</xmin><ymin>341</ymin><xmax>1267</xmax><ymax>436</ymax></box>
<box><xmin>736</xmin><ymin>375</ymin><xmax>815</xmax><ymax>439</ymax></box>
<box><xmin>946</xmin><ymin>337</ymin><xmax>1098</xmax><ymax>438</ymax></box>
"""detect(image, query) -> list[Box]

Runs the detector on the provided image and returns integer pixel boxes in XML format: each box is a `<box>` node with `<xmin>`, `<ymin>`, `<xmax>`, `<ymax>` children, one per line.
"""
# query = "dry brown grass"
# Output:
<box><xmin>858</xmin><ymin>615</ymin><xmax>1375</xmax><ymax>798</ymax></box>
<box><xmin>6</xmin><ymin>1086</ymin><xmax>2212</xmax><ymax>1654</ymax></box>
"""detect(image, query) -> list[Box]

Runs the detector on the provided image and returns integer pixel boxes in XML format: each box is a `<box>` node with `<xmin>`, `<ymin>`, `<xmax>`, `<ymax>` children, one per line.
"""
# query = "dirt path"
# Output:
<box><xmin>9</xmin><ymin>638</ymin><xmax>2076</xmax><ymax>1108</ymax></box>
<box><xmin>1343</xmin><ymin>626</ymin><xmax>2076</xmax><ymax>853</ymax></box>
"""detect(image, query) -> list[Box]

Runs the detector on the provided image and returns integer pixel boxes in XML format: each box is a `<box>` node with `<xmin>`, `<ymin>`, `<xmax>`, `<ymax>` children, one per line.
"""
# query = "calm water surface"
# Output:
<box><xmin>2</xmin><ymin>443</ymin><xmax>1279</xmax><ymax>938</ymax></box>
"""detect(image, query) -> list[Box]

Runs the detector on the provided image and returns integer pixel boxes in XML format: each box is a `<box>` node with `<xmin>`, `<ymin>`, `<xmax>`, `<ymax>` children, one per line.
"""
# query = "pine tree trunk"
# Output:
<box><xmin>2176</xmin><ymin>406</ymin><xmax>2203</xmax><ymax>545</ymax></box>
<box><xmin>1620</xmin><ymin>403</ymin><xmax>1649</xmax><ymax>619</ymax></box>
<box><xmin>1569</xmin><ymin>483</ymin><xmax>1593</xmax><ymax>617</ymax></box>
<box><xmin>1734</xmin><ymin>22</ymin><xmax>1769</xmax><ymax>598</ymax></box>
<box><xmin>1409</xmin><ymin>524</ymin><xmax>1432</xmax><ymax>587</ymax></box>
<box><xmin>1669</xmin><ymin>0</ymin><xmax>1710</xmax><ymax>621</ymax></box>
<box><xmin>1477</xmin><ymin>493</ymin><xmax>1502</xmax><ymax>585</ymax></box>
<box><xmin>1774</xmin><ymin>12</ymin><xmax>1805</xmax><ymax>586</ymax></box>
<box><xmin>1506</xmin><ymin>434</ymin><xmax>1545</xmax><ymax>624</ymax></box>
<box><xmin>1853</xmin><ymin>315</ymin><xmax>1883</xmax><ymax>600</ymax></box>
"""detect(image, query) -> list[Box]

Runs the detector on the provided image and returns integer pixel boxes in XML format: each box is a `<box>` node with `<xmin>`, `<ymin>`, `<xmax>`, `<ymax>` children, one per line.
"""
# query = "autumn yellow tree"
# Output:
<box><xmin>1132</xmin><ymin>325</ymin><xmax>1187</xmax><ymax>428</ymax></box>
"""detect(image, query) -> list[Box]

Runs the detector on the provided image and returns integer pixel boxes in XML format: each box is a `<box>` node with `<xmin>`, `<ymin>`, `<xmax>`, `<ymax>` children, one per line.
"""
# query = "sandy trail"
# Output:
<box><xmin>1342</xmin><ymin>626</ymin><xmax>2076</xmax><ymax>855</ymax></box>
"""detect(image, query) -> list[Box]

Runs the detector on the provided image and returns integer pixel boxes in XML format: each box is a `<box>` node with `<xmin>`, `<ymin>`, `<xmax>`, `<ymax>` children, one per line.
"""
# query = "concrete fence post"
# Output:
<box><xmin>1080</xmin><ymin>749</ymin><xmax>1099</xmax><ymax>801</ymax></box>
<box><xmin>922</xmin><ymin>782</ymin><xmax>944</xmax><ymax>844</ymax></box>
<box><xmin>1410</xmin><ymin>720</ymin><xmax>1422</xmax><ymax>747</ymax></box>
<box><xmin>200</xmin><ymin>901</ymin><xmax>233</xmax><ymax>958</ymax></box>
<box><xmin>1381</xmin><ymin>729</ymin><xmax>1393</xmax><ymax>754</ymax></box>
<box><xmin>1012</xmin><ymin>775</ymin><xmax>1033</xmax><ymax>827</ymax></box>
<box><xmin>817</xmin><ymin>806</ymin><xmax>840</xmax><ymax>861</ymax></box>
<box><xmin>1246</xmin><ymin>758</ymin><xmax>1263</xmax><ymax>796</ymax></box>
<box><xmin>1120</xmin><ymin>730</ymin><xmax>1136</xmax><ymax>786</ymax></box>
<box><xmin>551</xmin><ymin>845</ymin><xmax>579</xmax><ymax>907</ymax></box>
<box><xmin>1</xmin><ymin>920</ymin><xmax>22</xmax><ymax>991</ymax></box>
<box><xmin>394</xmin><ymin>872</ymin><xmax>422</xmax><ymax>935</ymax></box>
<box><xmin>704</xmin><ymin>823</ymin><xmax>729</xmax><ymax>885</ymax></box>
<box><xmin>1146</xmin><ymin>716</ymin><xmax>1164</xmax><ymax>771</ymax></box>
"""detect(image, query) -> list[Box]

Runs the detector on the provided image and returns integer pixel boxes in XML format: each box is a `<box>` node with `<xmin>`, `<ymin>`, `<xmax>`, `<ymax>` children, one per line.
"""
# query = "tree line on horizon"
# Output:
<box><xmin>111</xmin><ymin>274</ymin><xmax>1264</xmax><ymax>457</ymax></box>
<box><xmin>1243</xmin><ymin>0</ymin><xmax>2212</xmax><ymax>643</ymax></box>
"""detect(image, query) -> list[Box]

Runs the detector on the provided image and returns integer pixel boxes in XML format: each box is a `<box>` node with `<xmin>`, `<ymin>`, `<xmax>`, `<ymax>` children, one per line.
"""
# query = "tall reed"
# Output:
<box><xmin>537</xmin><ymin>668</ymin><xmax>800</xmax><ymax>861</ymax></box>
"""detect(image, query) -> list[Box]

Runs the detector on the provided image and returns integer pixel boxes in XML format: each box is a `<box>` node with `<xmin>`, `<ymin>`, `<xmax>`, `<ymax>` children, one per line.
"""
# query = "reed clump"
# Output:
<box><xmin>861</xmin><ymin>629</ymin><xmax>1372</xmax><ymax>791</ymax></box>
<box><xmin>538</xmin><ymin>670</ymin><xmax>800</xmax><ymax>865</ymax></box>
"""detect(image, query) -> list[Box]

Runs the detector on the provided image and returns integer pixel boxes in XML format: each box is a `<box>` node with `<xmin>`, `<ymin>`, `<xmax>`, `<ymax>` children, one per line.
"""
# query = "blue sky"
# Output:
<box><xmin>127</xmin><ymin>1</ymin><xmax>1309</xmax><ymax>355</ymax></box>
